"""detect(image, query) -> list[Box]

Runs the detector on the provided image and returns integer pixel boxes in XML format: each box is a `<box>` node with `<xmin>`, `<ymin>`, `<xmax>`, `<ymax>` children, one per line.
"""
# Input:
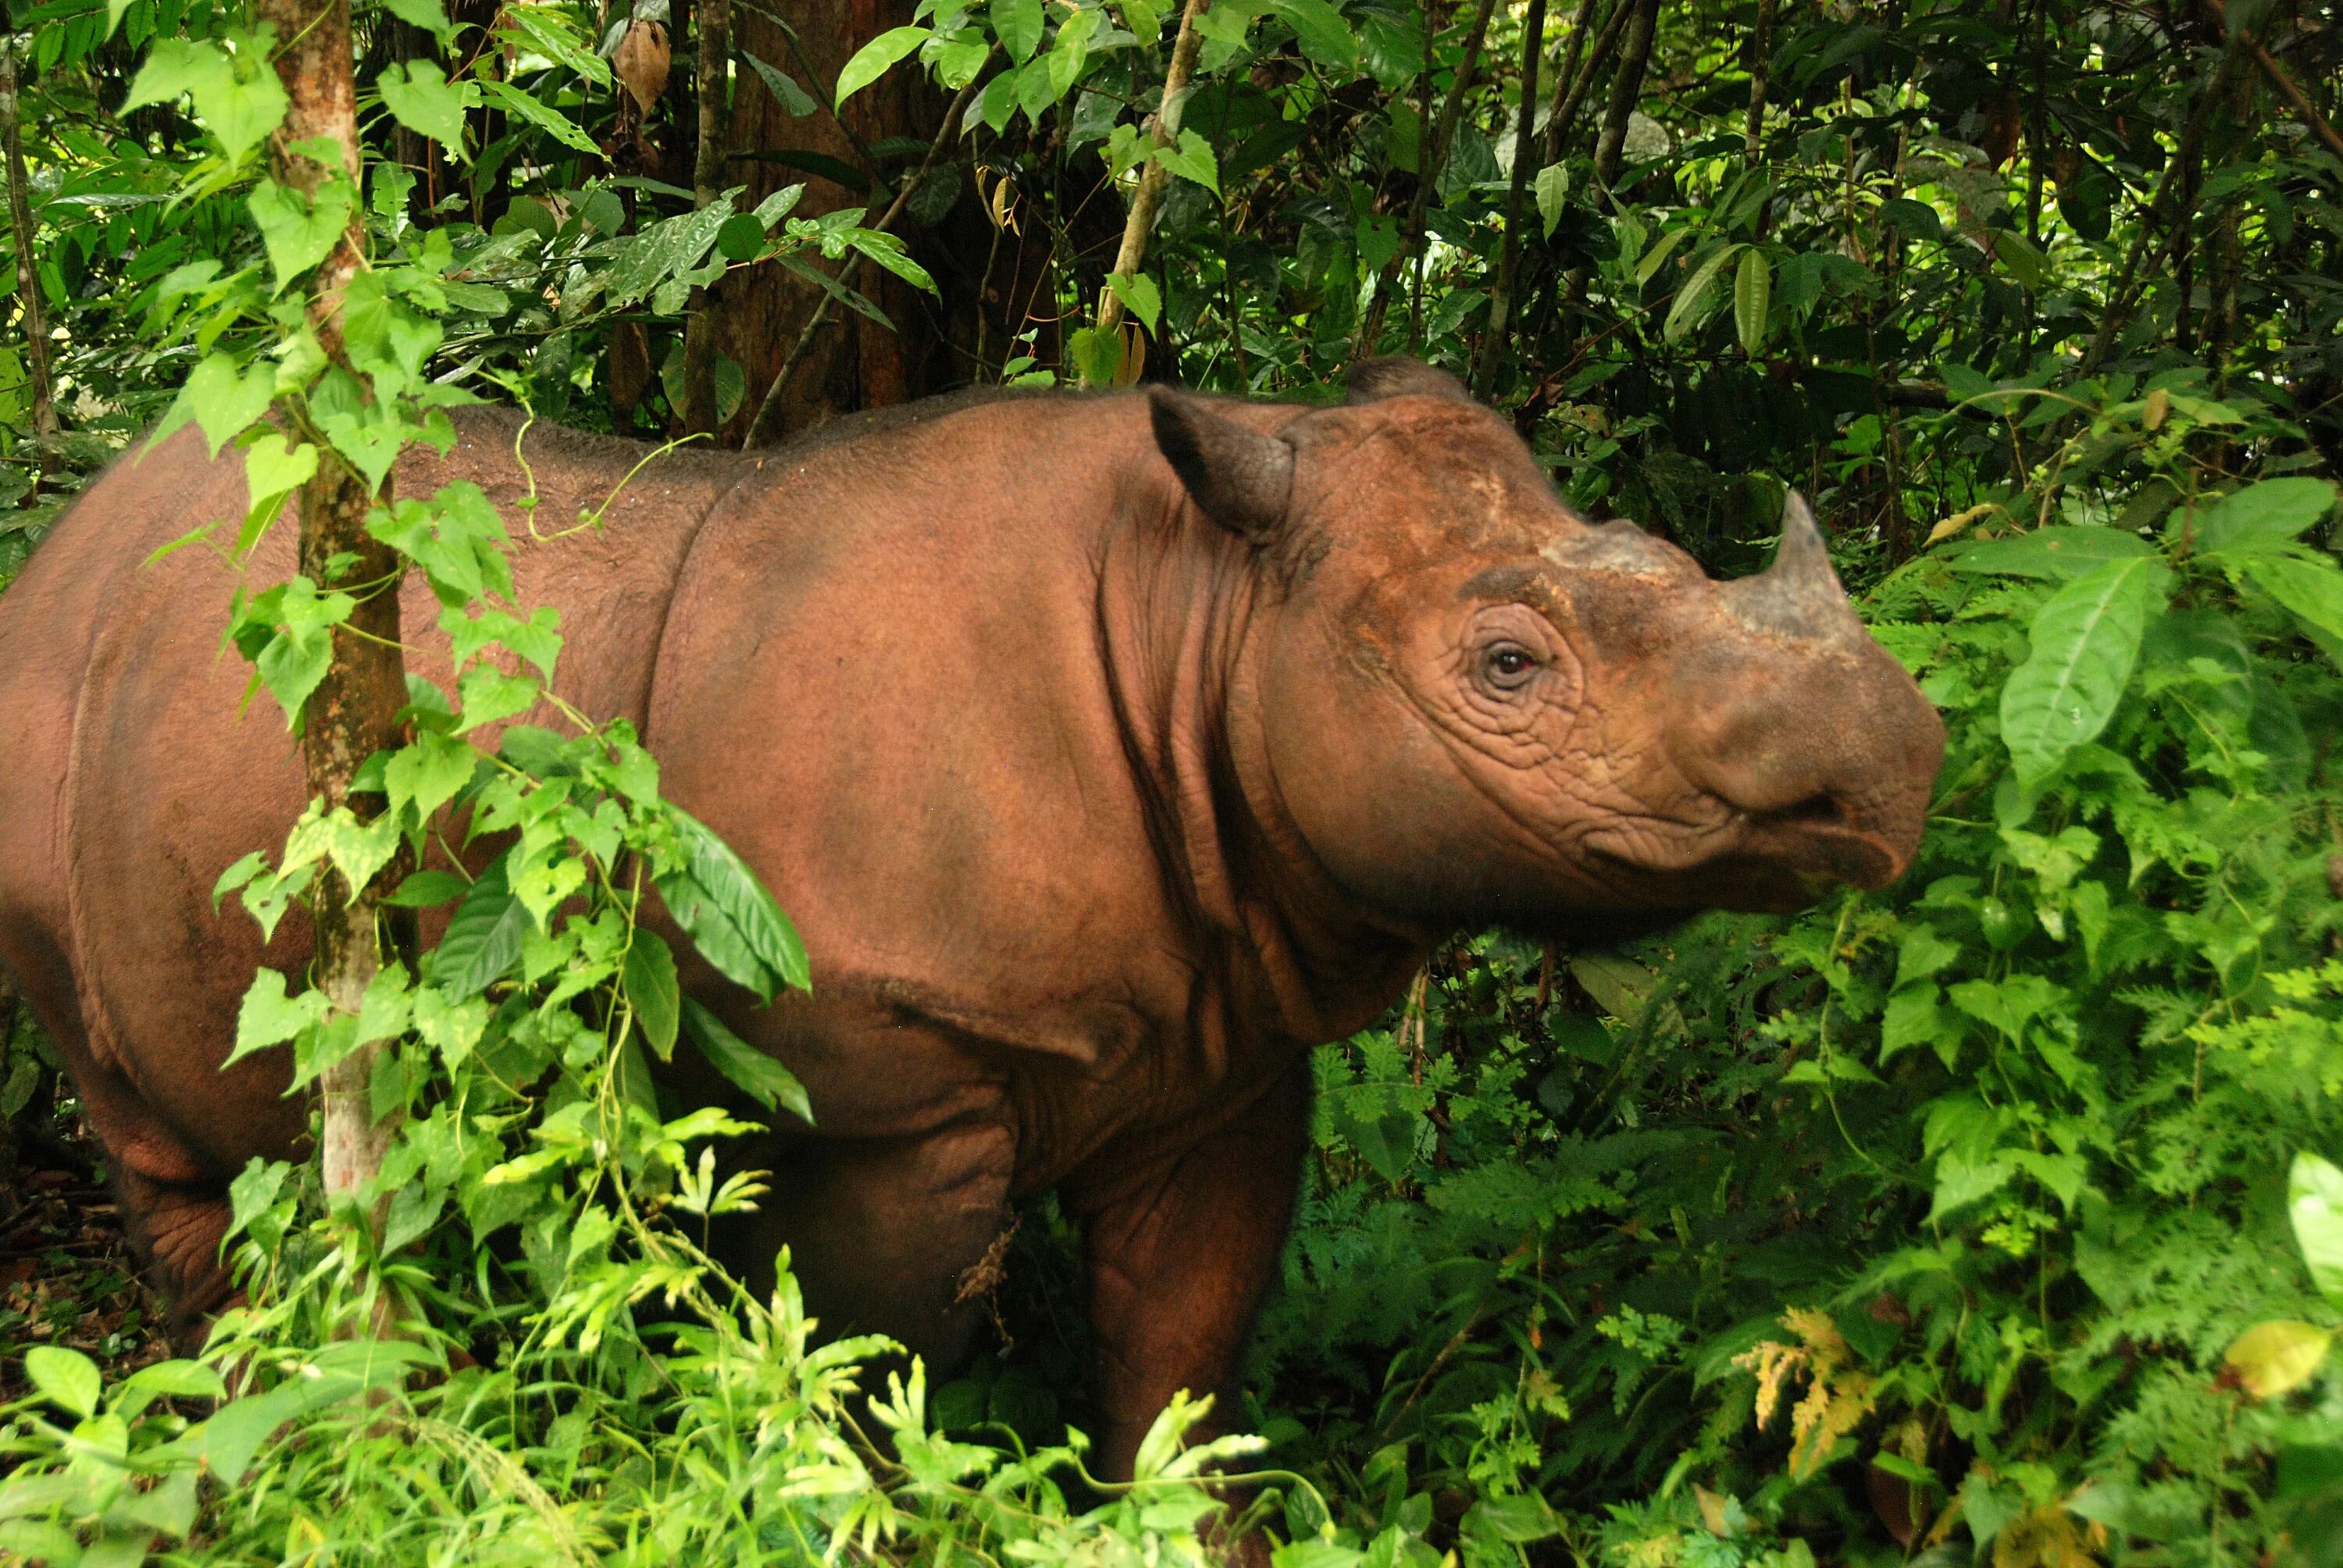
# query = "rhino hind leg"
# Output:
<box><xmin>0</xmin><ymin>921</ymin><xmax>238</xmax><ymax>1318</ymax></box>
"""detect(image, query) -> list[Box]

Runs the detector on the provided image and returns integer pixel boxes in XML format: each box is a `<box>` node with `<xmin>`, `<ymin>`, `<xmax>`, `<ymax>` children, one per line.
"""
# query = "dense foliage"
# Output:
<box><xmin>5</xmin><ymin>0</ymin><xmax>2343</xmax><ymax>1564</ymax></box>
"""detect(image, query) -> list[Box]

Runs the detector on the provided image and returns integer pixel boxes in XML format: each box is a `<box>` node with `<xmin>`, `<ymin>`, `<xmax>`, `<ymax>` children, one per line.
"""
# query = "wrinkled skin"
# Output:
<box><xmin>0</xmin><ymin>361</ymin><xmax>1942</xmax><ymax>1476</ymax></box>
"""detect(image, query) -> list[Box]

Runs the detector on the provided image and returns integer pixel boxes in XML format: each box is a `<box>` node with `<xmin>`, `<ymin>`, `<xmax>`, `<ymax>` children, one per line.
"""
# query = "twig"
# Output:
<box><xmin>1085</xmin><ymin>0</ymin><xmax>1212</xmax><ymax>380</ymax></box>
<box><xmin>741</xmin><ymin>68</ymin><xmax>989</xmax><ymax>447</ymax></box>
<box><xmin>1535</xmin><ymin>0</ymin><xmax>1600</xmax><ymax>168</ymax></box>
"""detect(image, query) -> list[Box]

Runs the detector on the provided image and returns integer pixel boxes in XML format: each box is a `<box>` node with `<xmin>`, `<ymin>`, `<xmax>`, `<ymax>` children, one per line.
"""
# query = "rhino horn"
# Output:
<box><xmin>1150</xmin><ymin>388</ymin><xmax>1294</xmax><ymax>544</ymax></box>
<box><xmin>1727</xmin><ymin>491</ymin><xmax>1861</xmax><ymax>640</ymax></box>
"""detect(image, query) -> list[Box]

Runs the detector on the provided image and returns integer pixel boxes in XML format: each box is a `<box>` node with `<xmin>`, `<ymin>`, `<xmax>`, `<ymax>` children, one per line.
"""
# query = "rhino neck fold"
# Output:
<box><xmin>1097</xmin><ymin>488</ymin><xmax>1427</xmax><ymax>1054</ymax></box>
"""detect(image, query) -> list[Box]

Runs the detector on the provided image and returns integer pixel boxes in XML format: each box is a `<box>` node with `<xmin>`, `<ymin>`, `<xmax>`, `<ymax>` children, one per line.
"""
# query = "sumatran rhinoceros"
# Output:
<box><xmin>0</xmin><ymin>358</ymin><xmax>1942</xmax><ymax>1474</ymax></box>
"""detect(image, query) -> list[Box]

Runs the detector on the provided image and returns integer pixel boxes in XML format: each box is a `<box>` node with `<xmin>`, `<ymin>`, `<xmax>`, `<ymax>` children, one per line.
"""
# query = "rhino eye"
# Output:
<box><xmin>1480</xmin><ymin>642</ymin><xmax>1540</xmax><ymax>691</ymax></box>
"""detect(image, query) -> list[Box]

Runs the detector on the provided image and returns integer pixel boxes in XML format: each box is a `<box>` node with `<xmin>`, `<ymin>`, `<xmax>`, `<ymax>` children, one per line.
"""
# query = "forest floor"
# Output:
<box><xmin>0</xmin><ymin>1117</ymin><xmax>169</xmax><ymax>1404</ymax></box>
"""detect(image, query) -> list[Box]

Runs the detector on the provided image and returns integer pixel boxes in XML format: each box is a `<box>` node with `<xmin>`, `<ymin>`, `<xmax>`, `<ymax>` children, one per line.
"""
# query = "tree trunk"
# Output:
<box><xmin>255</xmin><ymin>0</ymin><xmax>408</xmax><ymax>1229</ymax></box>
<box><xmin>1471</xmin><ymin>0</ymin><xmax>1546</xmax><ymax>396</ymax></box>
<box><xmin>1592</xmin><ymin>0</ymin><xmax>1657</xmax><ymax>191</ymax></box>
<box><xmin>681</xmin><ymin>0</ymin><xmax>732</xmax><ymax>434</ymax></box>
<box><xmin>722</xmin><ymin>0</ymin><xmax>935</xmax><ymax>440</ymax></box>
<box><xmin>0</xmin><ymin>39</ymin><xmax>59</xmax><ymax>454</ymax></box>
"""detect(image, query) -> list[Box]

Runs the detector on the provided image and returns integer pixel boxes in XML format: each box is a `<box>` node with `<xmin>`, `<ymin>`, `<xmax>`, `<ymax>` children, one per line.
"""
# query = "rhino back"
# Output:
<box><xmin>1</xmin><ymin>411</ymin><xmax>747</xmax><ymax>1178</ymax></box>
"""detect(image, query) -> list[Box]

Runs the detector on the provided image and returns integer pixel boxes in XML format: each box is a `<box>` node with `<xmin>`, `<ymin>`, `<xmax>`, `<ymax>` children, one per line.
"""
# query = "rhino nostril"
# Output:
<box><xmin>1755</xmin><ymin>793</ymin><xmax>1849</xmax><ymax>830</ymax></box>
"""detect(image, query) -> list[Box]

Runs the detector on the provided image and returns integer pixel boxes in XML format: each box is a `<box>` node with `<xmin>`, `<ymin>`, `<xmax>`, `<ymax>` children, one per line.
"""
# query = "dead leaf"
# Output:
<box><xmin>614</xmin><ymin>20</ymin><xmax>672</xmax><ymax>116</ymax></box>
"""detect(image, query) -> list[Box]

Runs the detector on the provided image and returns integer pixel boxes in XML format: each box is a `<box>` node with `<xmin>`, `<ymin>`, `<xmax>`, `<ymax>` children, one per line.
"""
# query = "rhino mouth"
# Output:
<box><xmin>1579</xmin><ymin>796</ymin><xmax>1908</xmax><ymax>911</ymax></box>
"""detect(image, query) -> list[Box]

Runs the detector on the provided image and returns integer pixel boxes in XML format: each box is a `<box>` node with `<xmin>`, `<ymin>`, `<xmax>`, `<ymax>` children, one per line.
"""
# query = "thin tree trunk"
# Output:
<box><xmin>1471</xmin><ymin>0</ymin><xmax>1546</xmax><ymax>397</ymax></box>
<box><xmin>1541</xmin><ymin>0</ymin><xmax>1631</xmax><ymax>166</ymax></box>
<box><xmin>255</xmin><ymin>0</ymin><xmax>407</xmax><ymax>1240</ymax></box>
<box><xmin>1086</xmin><ymin>0</ymin><xmax>1211</xmax><ymax>378</ymax></box>
<box><xmin>1743</xmin><ymin>0</ymin><xmax>1774</xmax><ymax>159</ymax></box>
<box><xmin>1592</xmin><ymin>0</ymin><xmax>1658</xmax><ymax>191</ymax></box>
<box><xmin>0</xmin><ymin>41</ymin><xmax>58</xmax><ymax>453</ymax></box>
<box><xmin>682</xmin><ymin>0</ymin><xmax>731</xmax><ymax>433</ymax></box>
<box><xmin>1537</xmin><ymin>0</ymin><xmax>1600</xmax><ymax>168</ymax></box>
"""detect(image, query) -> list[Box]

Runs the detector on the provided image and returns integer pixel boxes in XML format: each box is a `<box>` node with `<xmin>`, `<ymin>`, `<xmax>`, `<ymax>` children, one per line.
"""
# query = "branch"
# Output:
<box><xmin>1086</xmin><ymin>0</ymin><xmax>1212</xmax><ymax>378</ymax></box>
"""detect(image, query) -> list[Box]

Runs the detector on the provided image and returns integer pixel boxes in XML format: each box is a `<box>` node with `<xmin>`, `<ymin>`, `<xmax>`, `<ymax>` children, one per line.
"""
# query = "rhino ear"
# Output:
<box><xmin>1344</xmin><ymin>356</ymin><xmax>1472</xmax><ymax>405</ymax></box>
<box><xmin>1148</xmin><ymin>387</ymin><xmax>1294</xmax><ymax>544</ymax></box>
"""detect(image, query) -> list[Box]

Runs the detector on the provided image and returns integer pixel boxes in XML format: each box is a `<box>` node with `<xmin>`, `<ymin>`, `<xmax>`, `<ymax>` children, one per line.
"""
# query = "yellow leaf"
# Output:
<box><xmin>1928</xmin><ymin>501</ymin><xmax>1999</xmax><ymax>546</ymax></box>
<box><xmin>2223</xmin><ymin>1319</ymin><xmax>2335</xmax><ymax>1400</ymax></box>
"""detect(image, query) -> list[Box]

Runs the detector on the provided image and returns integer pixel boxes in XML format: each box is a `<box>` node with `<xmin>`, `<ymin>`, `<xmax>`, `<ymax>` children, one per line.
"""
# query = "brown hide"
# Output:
<box><xmin>0</xmin><ymin>365</ymin><xmax>1943</xmax><ymax>1474</ymax></box>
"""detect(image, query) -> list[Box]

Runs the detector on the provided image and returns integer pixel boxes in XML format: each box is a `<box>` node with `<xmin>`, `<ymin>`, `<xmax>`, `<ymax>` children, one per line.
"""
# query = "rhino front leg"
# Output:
<box><xmin>1068</xmin><ymin>1060</ymin><xmax>1308</xmax><ymax>1480</ymax></box>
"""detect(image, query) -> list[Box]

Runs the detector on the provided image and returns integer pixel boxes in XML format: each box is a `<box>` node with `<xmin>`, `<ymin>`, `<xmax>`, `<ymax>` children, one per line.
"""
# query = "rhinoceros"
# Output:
<box><xmin>0</xmin><ymin>358</ymin><xmax>1942</xmax><ymax>1474</ymax></box>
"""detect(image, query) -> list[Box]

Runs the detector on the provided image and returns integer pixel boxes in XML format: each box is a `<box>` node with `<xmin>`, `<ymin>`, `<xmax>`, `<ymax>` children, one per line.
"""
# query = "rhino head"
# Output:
<box><xmin>1149</xmin><ymin>359</ymin><xmax>1945</xmax><ymax>939</ymax></box>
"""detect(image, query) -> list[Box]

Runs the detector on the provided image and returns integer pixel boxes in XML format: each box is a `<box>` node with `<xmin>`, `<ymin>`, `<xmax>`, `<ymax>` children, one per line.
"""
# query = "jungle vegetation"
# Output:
<box><xmin>5</xmin><ymin>0</ymin><xmax>2343</xmax><ymax>1563</ymax></box>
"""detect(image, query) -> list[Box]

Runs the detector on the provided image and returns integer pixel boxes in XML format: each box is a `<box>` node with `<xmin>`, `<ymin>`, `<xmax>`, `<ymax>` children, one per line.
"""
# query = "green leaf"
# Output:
<box><xmin>672</xmin><ymin>808</ymin><xmax>809</xmax><ymax>992</ymax></box>
<box><xmin>248</xmin><ymin>176</ymin><xmax>355</xmax><ymax>294</ymax></box>
<box><xmin>992</xmin><ymin>0</ymin><xmax>1043</xmax><ymax>61</ymax></box>
<box><xmin>1268</xmin><ymin>0</ymin><xmax>1356</xmax><ymax>69</ymax></box>
<box><xmin>2291</xmin><ymin>1152</ymin><xmax>2343</xmax><ymax>1310</ymax></box>
<box><xmin>384</xmin><ymin>730</ymin><xmax>480</xmax><ymax>829</ymax></box>
<box><xmin>227</xmin><ymin>968</ymin><xmax>326</xmax><ymax>1068</ymax></box>
<box><xmin>2243</xmin><ymin>552</ymin><xmax>2343</xmax><ymax>665</ymax></box>
<box><xmin>681</xmin><ymin>997</ymin><xmax>814</xmax><ymax>1122</ymax></box>
<box><xmin>1154</xmin><ymin>129</ymin><xmax>1219</xmax><ymax>194</ymax></box>
<box><xmin>455</xmin><ymin>665</ymin><xmax>542</xmax><ymax>733</ymax></box>
<box><xmin>1999</xmin><ymin>556</ymin><xmax>2165</xmax><ymax>782</ymax></box>
<box><xmin>482</xmin><ymin>77</ymin><xmax>601</xmax><ymax>156</ymax></box>
<box><xmin>165</xmin><ymin>352</ymin><xmax>276</xmax><ymax>458</ymax></box>
<box><xmin>433</xmin><ymin>853</ymin><xmax>530</xmax><ymax>995</ymax></box>
<box><xmin>253</xmin><ymin>577</ymin><xmax>358</xmax><ymax>726</ymax></box>
<box><xmin>1732</xmin><ymin>248</ymin><xmax>1771</xmax><ymax>355</ymax></box>
<box><xmin>1106</xmin><ymin>271</ymin><xmax>1161</xmax><ymax>335</ymax></box>
<box><xmin>23</xmin><ymin>1346</ymin><xmax>101</xmax><ymax>1420</ymax></box>
<box><xmin>624</xmin><ymin>929</ymin><xmax>682</xmax><ymax>1060</ymax></box>
<box><xmin>239</xmin><ymin>433</ymin><xmax>317</xmax><ymax>545</ymax></box>
<box><xmin>836</xmin><ymin>26</ymin><xmax>932</xmax><ymax>108</ymax></box>
<box><xmin>742</xmin><ymin>51</ymin><xmax>818</xmax><ymax>116</ymax></box>
<box><xmin>1992</xmin><ymin>229</ymin><xmax>2049</xmax><ymax>290</ymax></box>
<box><xmin>1534</xmin><ymin>162</ymin><xmax>1568</xmax><ymax>238</ymax></box>
<box><xmin>383</xmin><ymin>869</ymin><xmax>471</xmax><ymax>907</ymax></box>
<box><xmin>2195</xmin><ymin>479</ymin><xmax>2338</xmax><ymax>557</ymax></box>
<box><xmin>382</xmin><ymin>0</ymin><xmax>458</xmax><ymax>43</ymax></box>
<box><xmin>122</xmin><ymin>34</ymin><xmax>287</xmax><ymax>161</ymax></box>
<box><xmin>1951</xmin><ymin>525</ymin><xmax>2157</xmax><ymax>580</ymax></box>
<box><xmin>378</xmin><ymin>60</ymin><xmax>477</xmax><ymax>161</ymax></box>
<box><xmin>1664</xmin><ymin>243</ymin><xmax>1742</xmax><ymax>342</ymax></box>
<box><xmin>717</xmin><ymin>212</ymin><xmax>767</xmax><ymax>262</ymax></box>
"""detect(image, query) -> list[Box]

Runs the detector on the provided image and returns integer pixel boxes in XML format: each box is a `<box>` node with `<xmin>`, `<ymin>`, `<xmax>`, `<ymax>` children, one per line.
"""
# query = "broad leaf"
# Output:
<box><xmin>2195</xmin><ymin>478</ymin><xmax>2338</xmax><ymax>558</ymax></box>
<box><xmin>23</xmin><ymin>1346</ymin><xmax>101</xmax><ymax>1419</ymax></box>
<box><xmin>1999</xmin><ymin>556</ymin><xmax>2165</xmax><ymax>782</ymax></box>
<box><xmin>682</xmin><ymin>997</ymin><xmax>814</xmax><ymax>1123</ymax></box>
<box><xmin>379</xmin><ymin>60</ymin><xmax>478</xmax><ymax>159</ymax></box>
<box><xmin>624</xmin><ymin>929</ymin><xmax>682</xmax><ymax>1059</ymax></box>
<box><xmin>992</xmin><ymin>0</ymin><xmax>1043</xmax><ymax>61</ymax></box>
<box><xmin>2224</xmin><ymin>1320</ymin><xmax>2335</xmax><ymax>1401</ymax></box>
<box><xmin>248</xmin><ymin>177</ymin><xmax>355</xmax><ymax>294</ymax></box>
<box><xmin>1732</xmin><ymin>248</ymin><xmax>1770</xmax><ymax>355</ymax></box>
<box><xmin>670</xmin><ymin>808</ymin><xmax>809</xmax><ymax>993</ymax></box>
<box><xmin>2291</xmin><ymin>1151</ymin><xmax>2343</xmax><ymax>1310</ymax></box>
<box><xmin>1664</xmin><ymin>243</ymin><xmax>1742</xmax><ymax>342</ymax></box>
<box><xmin>836</xmin><ymin>26</ymin><xmax>932</xmax><ymax>108</ymax></box>
<box><xmin>433</xmin><ymin>853</ymin><xmax>530</xmax><ymax>995</ymax></box>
